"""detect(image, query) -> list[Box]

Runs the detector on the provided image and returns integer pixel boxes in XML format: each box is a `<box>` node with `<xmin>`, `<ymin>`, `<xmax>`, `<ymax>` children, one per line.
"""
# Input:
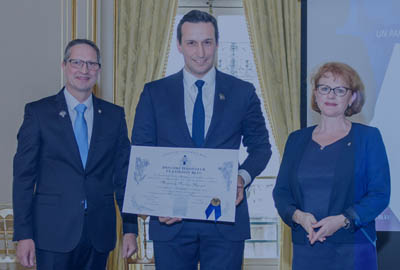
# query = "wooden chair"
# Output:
<box><xmin>0</xmin><ymin>207</ymin><xmax>36</xmax><ymax>270</ymax></box>
<box><xmin>124</xmin><ymin>216</ymin><xmax>154</xmax><ymax>269</ymax></box>
<box><xmin>0</xmin><ymin>208</ymin><xmax>15</xmax><ymax>265</ymax></box>
<box><xmin>0</xmin><ymin>207</ymin><xmax>19</xmax><ymax>270</ymax></box>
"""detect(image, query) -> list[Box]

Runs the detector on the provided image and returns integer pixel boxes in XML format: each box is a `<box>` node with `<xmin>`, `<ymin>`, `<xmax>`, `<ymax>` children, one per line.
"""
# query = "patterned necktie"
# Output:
<box><xmin>74</xmin><ymin>104</ymin><xmax>88</xmax><ymax>168</ymax></box>
<box><xmin>192</xmin><ymin>80</ymin><xmax>205</xmax><ymax>147</ymax></box>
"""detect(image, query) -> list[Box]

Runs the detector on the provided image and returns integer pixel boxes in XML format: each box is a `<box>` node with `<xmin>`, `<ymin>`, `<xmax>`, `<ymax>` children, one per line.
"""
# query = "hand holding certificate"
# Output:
<box><xmin>122</xmin><ymin>146</ymin><xmax>239</xmax><ymax>222</ymax></box>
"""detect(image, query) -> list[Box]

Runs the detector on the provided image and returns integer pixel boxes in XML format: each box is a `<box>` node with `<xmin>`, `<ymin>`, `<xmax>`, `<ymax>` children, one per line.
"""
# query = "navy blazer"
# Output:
<box><xmin>131</xmin><ymin>69</ymin><xmax>272</xmax><ymax>241</ymax></box>
<box><xmin>273</xmin><ymin>123</ymin><xmax>390</xmax><ymax>244</ymax></box>
<box><xmin>13</xmin><ymin>89</ymin><xmax>138</xmax><ymax>253</ymax></box>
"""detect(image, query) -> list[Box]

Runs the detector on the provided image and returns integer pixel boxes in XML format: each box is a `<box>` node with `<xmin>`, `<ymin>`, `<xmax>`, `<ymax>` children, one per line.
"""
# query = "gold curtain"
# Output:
<box><xmin>108</xmin><ymin>0</ymin><xmax>178</xmax><ymax>269</ymax></box>
<box><xmin>114</xmin><ymin>0</ymin><xmax>178</xmax><ymax>135</ymax></box>
<box><xmin>243</xmin><ymin>1</ymin><xmax>301</xmax><ymax>270</ymax></box>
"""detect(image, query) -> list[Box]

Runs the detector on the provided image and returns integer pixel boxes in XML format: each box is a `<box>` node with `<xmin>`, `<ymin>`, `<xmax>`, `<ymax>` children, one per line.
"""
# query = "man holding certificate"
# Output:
<box><xmin>131</xmin><ymin>10</ymin><xmax>271</xmax><ymax>269</ymax></box>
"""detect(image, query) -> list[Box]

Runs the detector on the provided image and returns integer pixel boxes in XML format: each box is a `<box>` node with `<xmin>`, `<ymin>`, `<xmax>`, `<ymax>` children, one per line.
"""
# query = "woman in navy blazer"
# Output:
<box><xmin>273</xmin><ymin>62</ymin><xmax>390</xmax><ymax>270</ymax></box>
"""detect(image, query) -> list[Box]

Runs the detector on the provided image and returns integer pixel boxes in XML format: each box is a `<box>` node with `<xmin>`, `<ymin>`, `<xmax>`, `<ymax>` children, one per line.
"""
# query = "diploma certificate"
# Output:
<box><xmin>122</xmin><ymin>146</ymin><xmax>238</xmax><ymax>222</ymax></box>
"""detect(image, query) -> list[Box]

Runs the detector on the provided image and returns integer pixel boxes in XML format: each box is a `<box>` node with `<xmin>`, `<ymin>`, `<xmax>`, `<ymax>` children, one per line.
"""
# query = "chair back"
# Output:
<box><xmin>124</xmin><ymin>215</ymin><xmax>154</xmax><ymax>269</ymax></box>
<box><xmin>0</xmin><ymin>208</ymin><xmax>16</xmax><ymax>264</ymax></box>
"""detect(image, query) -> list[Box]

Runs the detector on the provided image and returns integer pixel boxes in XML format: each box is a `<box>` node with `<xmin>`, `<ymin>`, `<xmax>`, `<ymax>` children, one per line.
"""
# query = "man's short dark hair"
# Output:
<box><xmin>177</xmin><ymin>10</ymin><xmax>219</xmax><ymax>44</ymax></box>
<box><xmin>63</xmin><ymin>39</ymin><xmax>101</xmax><ymax>63</ymax></box>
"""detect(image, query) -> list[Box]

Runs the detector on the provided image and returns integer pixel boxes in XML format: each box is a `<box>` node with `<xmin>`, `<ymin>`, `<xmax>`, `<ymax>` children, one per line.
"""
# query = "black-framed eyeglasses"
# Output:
<box><xmin>316</xmin><ymin>84</ymin><xmax>351</xmax><ymax>97</ymax></box>
<box><xmin>67</xmin><ymin>59</ymin><xmax>101</xmax><ymax>71</ymax></box>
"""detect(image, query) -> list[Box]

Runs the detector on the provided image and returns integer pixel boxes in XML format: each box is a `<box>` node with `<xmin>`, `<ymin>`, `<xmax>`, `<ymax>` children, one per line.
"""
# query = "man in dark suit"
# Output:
<box><xmin>131</xmin><ymin>10</ymin><xmax>271</xmax><ymax>269</ymax></box>
<box><xmin>13</xmin><ymin>39</ymin><xmax>138</xmax><ymax>269</ymax></box>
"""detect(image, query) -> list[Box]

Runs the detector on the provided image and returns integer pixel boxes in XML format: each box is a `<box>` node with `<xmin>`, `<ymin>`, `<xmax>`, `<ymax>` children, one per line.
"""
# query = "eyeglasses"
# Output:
<box><xmin>67</xmin><ymin>59</ymin><xmax>101</xmax><ymax>71</ymax></box>
<box><xmin>316</xmin><ymin>84</ymin><xmax>351</xmax><ymax>97</ymax></box>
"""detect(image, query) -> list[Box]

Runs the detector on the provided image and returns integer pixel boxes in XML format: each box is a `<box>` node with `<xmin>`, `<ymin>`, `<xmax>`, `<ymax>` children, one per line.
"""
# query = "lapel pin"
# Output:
<box><xmin>59</xmin><ymin>110</ymin><xmax>66</xmax><ymax>118</ymax></box>
<box><xmin>219</xmin><ymin>93</ymin><xmax>225</xmax><ymax>100</ymax></box>
<box><xmin>347</xmin><ymin>142</ymin><xmax>351</xmax><ymax>146</ymax></box>
<box><xmin>98</xmin><ymin>109</ymin><xmax>102</xmax><ymax>114</ymax></box>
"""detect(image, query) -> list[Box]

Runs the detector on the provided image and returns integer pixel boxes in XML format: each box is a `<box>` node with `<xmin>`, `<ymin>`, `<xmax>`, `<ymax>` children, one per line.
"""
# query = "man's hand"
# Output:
<box><xmin>158</xmin><ymin>217</ymin><xmax>182</xmax><ymax>225</ymax></box>
<box><xmin>16</xmin><ymin>239</ymin><xmax>35</xmax><ymax>268</ymax></box>
<box><xmin>310</xmin><ymin>215</ymin><xmax>346</xmax><ymax>244</ymax></box>
<box><xmin>122</xmin><ymin>233</ymin><xmax>138</xmax><ymax>258</ymax></box>
<box><xmin>292</xmin><ymin>210</ymin><xmax>318</xmax><ymax>242</ymax></box>
<box><xmin>235</xmin><ymin>175</ymin><xmax>245</xmax><ymax>206</ymax></box>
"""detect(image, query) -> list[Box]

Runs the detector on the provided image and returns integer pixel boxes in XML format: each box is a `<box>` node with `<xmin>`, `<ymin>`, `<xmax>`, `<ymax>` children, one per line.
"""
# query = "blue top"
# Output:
<box><xmin>294</xmin><ymin>135</ymin><xmax>378</xmax><ymax>269</ymax></box>
<box><xmin>298</xmin><ymin>135</ymin><xmax>348</xmax><ymax>222</ymax></box>
<box><xmin>290</xmin><ymin>129</ymin><xmax>378</xmax><ymax>270</ymax></box>
<box><xmin>273</xmin><ymin>123</ymin><xmax>390</xmax><ymax>244</ymax></box>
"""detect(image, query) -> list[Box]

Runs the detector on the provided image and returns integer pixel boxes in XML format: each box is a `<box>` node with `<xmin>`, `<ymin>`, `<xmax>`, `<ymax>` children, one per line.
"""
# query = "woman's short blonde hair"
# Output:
<box><xmin>311</xmin><ymin>62</ymin><xmax>365</xmax><ymax>116</ymax></box>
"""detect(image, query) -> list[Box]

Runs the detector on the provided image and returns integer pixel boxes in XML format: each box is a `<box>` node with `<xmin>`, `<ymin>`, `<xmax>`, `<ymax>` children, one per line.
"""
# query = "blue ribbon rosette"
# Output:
<box><xmin>205</xmin><ymin>198</ymin><xmax>221</xmax><ymax>221</ymax></box>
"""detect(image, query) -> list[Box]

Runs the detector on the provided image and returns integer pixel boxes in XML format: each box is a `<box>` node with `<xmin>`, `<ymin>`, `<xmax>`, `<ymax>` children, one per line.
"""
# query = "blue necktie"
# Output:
<box><xmin>193</xmin><ymin>80</ymin><xmax>205</xmax><ymax>147</ymax></box>
<box><xmin>74</xmin><ymin>104</ymin><xmax>88</xmax><ymax>168</ymax></box>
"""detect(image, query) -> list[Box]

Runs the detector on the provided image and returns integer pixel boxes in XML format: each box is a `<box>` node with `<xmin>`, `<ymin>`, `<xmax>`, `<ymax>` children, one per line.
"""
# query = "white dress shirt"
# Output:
<box><xmin>182</xmin><ymin>67</ymin><xmax>251</xmax><ymax>186</ymax></box>
<box><xmin>183</xmin><ymin>67</ymin><xmax>216</xmax><ymax>136</ymax></box>
<box><xmin>64</xmin><ymin>88</ymin><xmax>94</xmax><ymax>146</ymax></box>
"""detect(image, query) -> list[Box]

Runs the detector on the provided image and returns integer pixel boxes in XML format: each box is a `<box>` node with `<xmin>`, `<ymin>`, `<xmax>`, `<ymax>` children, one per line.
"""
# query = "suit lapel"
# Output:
<box><xmin>54</xmin><ymin>88</ymin><xmax>84</xmax><ymax>171</ymax></box>
<box><xmin>86</xmin><ymin>94</ymin><xmax>101</xmax><ymax>170</ymax></box>
<box><xmin>291</xmin><ymin>127</ymin><xmax>315</xmax><ymax>208</ymax></box>
<box><xmin>205</xmin><ymin>70</ymin><xmax>227</xmax><ymax>145</ymax></box>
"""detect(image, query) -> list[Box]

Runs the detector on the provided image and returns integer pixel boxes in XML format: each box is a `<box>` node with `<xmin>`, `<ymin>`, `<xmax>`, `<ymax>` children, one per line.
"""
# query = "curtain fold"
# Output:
<box><xmin>108</xmin><ymin>1</ymin><xmax>178</xmax><ymax>269</ymax></box>
<box><xmin>115</xmin><ymin>0</ymin><xmax>178</xmax><ymax>135</ymax></box>
<box><xmin>243</xmin><ymin>1</ymin><xmax>301</xmax><ymax>270</ymax></box>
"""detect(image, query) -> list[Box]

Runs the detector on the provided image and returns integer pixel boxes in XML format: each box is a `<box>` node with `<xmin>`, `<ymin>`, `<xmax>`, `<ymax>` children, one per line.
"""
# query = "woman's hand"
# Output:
<box><xmin>310</xmin><ymin>214</ymin><xmax>346</xmax><ymax>244</ymax></box>
<box><xmin>292</xmin><ymin>210</ymin><xmax>318</xmax><ymax>241</ymax></box>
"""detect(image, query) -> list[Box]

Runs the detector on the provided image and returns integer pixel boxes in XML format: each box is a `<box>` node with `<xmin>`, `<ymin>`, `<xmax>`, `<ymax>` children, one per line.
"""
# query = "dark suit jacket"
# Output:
<box><xmin>273</xmin><ymin>123</ymin><xmax>390</xmax><ymax>244</ymax></box>
<box><xmin>131</xmin><ymin>69</ymin><xmax>271</xmax><ymax>241</ymax></box>
<box><xmin>13</xmin><ymin>89</ymin><xmax>138</xmax><ymax>253</ymax></box>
